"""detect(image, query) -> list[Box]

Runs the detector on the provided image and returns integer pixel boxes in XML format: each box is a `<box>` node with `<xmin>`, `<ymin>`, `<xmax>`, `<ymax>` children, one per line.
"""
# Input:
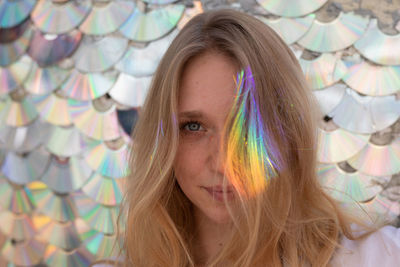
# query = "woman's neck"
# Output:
<box><xmin>192</xmin><ymin>209</ymin><xmax>232</xmax><ymax>266</ymax></box>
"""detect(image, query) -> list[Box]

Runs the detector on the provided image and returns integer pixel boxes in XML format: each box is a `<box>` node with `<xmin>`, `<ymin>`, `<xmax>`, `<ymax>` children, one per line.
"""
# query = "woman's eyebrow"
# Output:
<box><xmin>178</xmin><ymin>110</ymin><xmax>207</xmax><ymax>119</ymax></box>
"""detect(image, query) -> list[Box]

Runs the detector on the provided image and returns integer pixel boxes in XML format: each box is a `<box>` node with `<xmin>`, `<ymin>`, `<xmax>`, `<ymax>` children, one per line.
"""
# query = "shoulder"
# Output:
<box><xmin>330</xmin><ymin>225</ymin><xmax>400</xmax><ymax>267</ymax></box>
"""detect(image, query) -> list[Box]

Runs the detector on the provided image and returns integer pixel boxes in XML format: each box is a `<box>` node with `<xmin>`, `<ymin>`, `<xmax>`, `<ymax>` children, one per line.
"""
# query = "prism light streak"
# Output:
<box><xmin>224</xmin><ymin>66</ymin><xmax>278</xmax><ymax>197</ymax></box>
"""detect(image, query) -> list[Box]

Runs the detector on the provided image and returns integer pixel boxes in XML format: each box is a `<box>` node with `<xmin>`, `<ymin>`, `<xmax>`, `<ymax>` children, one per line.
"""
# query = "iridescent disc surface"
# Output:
<box><xmin>60</xmin><ymin>70</ymin><xmax>118</xmax><ymax>100</ymax></box>
<box><xmin>44</xmin><ymin>244</ymin><xmax>93</xmax><ymax>267</ymax></box>
<box><xmin>299</xmin><ymin>53</ymin><xmax>347</xmax><ymax>90</ymax></box>
<box><xmin>0</xmin><ymin>118</ymin><xmax>50</xmax><ymax>153</ymax></box>
<box><xmin>342</xmin><ymin>59</ymin><xmax>400</xmax><ymax>96</ymax></box>
<box><xmin>31</xmin><ymin>0</ymin><xmax>92</xmax><ymax>34</ymax></box>
<box><xmin>354</xmin><ymin>19</ymin><xmax>400</xmax><ymax>65</ymax></box>
<box><xmin>142</xmin><ymin>0</ymin><xmax>178</xmax><ymax>4</ymax></box>
<box><xmin>0</xmin><ymin>22</ymin><xmax>32</xmax><ymax>66</ymax></box>
<box><xmin>0</xmin><ymin>0</ymin><xmax>36</xmax><ymax>28</ymax></box>
<box><xmin>72</xmin><ymin>35</ymin><xmax>128</xmax><ymax>72</ymax></box>
<box><xmin>1</xmin><ymin>238</ymin><xmax>46</xmax><ymax>266</ymax></box>
<box><xmin>115</xmin><ymin>29</ymin><xmax>178</xmax><ymax>76</ymax></box>
<box><xmin>119</xmin><ymin>4</ymin><xmax>185</xmax><ymax>42</ymax></box>
<box><xmin>82</xmin><ymin>231</ymin><xmax>121</xmax><ymax>260</ymax></box>
<box><xmin>79</xmin><ymin>0</ymin><xmax>135</xmax><ymax>35</ymax></box>
<box><xmin>1</xmin><ymin>148</ymin><xmax>50</xmax><ymax>185</ymax></box>
<box><xmin>83</xmin><ymin>141</ymin><xmax>130</xmax><ymax>178</ymax></box>
<box><xmin>329</xmin><ymin>88</ymin><xmax>400</xmax><ymax>134</ymax></box>
<box><xmin>0</xmin><ymin>210</ymin><xmax>36</xmax><ymax>241</ymax></box>
<box><xmin>73</xmin><ymin>190</ymin><xmax>119</xmax><ymax>234</ymax></box>
<box><xmin>30</xmin><ymin>182</ymin><xmax>77</xmax><ymax>222</ymax></box>
<box><xmin>82</xmin><ymin>173</ymin><xmax>125</xmax><ymax>206</ymax></box>
<box><xmin>341</xmin><ymin>194</ymin><xmax>400</xmax><ymax>226</ymax></box>
<box><xmin>0</xmin><ymin>95</ymin><xmax>38</xmax><ymax>127</ymax></box>
<box><xmin>41</xmin><ymin>155</ymin><xmax>92</xmax><ymax>194</ymax></box>
<box><xmin>109</xmin><ymin>73</ymin><xmax>151</xmax><ymax>107</ymax></box>
<box><xmin>0</xmin><ymin>55</ymin><xmax>32</xmax><ymax>95</ymax></box>
<box><xmin>258</xmin><ymin>14</ymin><xmax>314</xmax><ymax>45</ymax></box>
<box><xmin>28</xmin><ymin>29</ymin><xmax>82</xmax><ymax>67</ymax></box>
<box><xmin>317</xmin><ymin>126</ymin><xmax>369</xmax><ymax>163</ymax></box>
<box><xmin>347</xmin><ymin>137</ymin><xmax>400</xmax><ymax>176</ymax></box>
<box><xmin>317</xmin><ymin>163</ymin><xmax>385</xmax><ymax>203</ymax></box>
<box><xmin>35</xmin><ymin>215</ymin><xmax>82</xmax><ymax>250</ymax></box>
<box><xmin>0</xmin><ymin>177</ymin><xmax>36</xmax><ymax>213</ymax></box>
<box><xmin>46</xmin><ymin>125</ymin><xmax>86</xmax><ymax>157</ymax></box>
<box><xmin>24</xmin><ymin>63</ymin><xmax>70</xmax><ymax>95</ymax></box>
<box><xmin>31</xmin><ymin>93</ymin><xmax>73</xmax><ymax>126</ymax></box>
<box><xmin>67</xmin><ymin>98</ymin><xmax>121</xmax><ymax>141</ymax></box>
<box><xmin>312</xmin><ymin>83</ymin><xmax>346</xmax><ymax>115</ymax></box>
<box><xmin>256</xmin><ymin>0</ymin><xmax>328</xmax><ymax>17</ymax></box>
<box><xmin>297</xmin><ymin>12</ymin><xmax>369</xmax><ymax>52</ymax></box>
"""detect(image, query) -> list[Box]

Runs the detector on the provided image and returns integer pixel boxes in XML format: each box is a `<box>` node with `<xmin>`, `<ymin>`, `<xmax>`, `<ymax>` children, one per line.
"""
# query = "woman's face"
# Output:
<box><xmin>174</xmin><ymin>51</ymin><xmax>238</xmax><ymax>224</ymax></box>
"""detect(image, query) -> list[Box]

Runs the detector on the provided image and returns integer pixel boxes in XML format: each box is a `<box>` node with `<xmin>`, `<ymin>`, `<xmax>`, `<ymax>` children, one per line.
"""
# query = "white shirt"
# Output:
<box><xmin>330</xmin><ymin>225</ymin><xmax>400</xmax><ymax>266</ymax></box>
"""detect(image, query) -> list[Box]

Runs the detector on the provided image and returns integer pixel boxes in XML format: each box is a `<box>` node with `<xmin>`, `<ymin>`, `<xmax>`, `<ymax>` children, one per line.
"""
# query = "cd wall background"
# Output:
<box><xmin>0</xmin><ymin>0</ymin><xmax>400</xmax><ymax>266</ymax></box>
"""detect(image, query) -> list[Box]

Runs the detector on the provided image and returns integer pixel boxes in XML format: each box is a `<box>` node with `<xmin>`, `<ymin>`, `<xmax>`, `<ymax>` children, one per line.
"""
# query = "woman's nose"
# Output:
<box><xmin>209</xmin><ymin>133</ymin><xmax>227</xmax><ymax>174</ymax></box>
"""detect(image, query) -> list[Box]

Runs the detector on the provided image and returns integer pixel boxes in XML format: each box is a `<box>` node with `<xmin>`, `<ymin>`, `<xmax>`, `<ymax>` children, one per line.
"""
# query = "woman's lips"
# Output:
<box><xmin>203</xmin><ymin>186</ymin><xmax>235</xmax><ymax>202</ymax></box>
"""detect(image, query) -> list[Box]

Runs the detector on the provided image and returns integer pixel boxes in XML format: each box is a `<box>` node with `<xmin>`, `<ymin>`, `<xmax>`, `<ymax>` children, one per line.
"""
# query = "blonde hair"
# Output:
<box><xmin>116</xmin><ymin>8</ymin><xmax>391</xmax><ymax>267</ymax></box>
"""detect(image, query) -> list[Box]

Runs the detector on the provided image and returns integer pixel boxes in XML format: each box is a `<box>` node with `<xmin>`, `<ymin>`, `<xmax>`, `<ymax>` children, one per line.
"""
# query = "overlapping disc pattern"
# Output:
<box><xmin>0</xmin><ymin>0</ymin><xmax>400</xmax><ymax>266</ymax></box>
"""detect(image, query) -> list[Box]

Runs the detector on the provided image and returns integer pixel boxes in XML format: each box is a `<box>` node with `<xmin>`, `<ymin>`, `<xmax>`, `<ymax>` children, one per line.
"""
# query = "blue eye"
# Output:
<box><xmin>180</xmin><ymin>120</ymin><xmax>204</xmax><ymax>134</ymax></box>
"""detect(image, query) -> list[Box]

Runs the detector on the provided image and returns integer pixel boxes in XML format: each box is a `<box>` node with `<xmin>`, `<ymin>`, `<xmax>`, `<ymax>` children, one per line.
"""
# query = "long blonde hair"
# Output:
<box><xmin>117</xmin><ymin>9</ymin><xmax>390</xmax><ymax>267</ymax></box>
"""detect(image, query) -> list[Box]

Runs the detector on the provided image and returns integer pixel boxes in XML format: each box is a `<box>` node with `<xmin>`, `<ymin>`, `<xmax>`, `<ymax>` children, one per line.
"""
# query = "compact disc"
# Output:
<box><xmin>317</xmin><ymin>163</ymin><xmax>385</xmax><ymax>203</ymax></box>
<box><xmin>83</xmin><ymin>141</ymin><xmax>130</xmax><ymax>178</ymax></box>
<box><xmin>115</xmin><ymin>28</ymin><xmax>178</xmax><ymax>76</ymax></box>
<box><xmin>297</xmin><ymin>12</ymin><xmax>369</xmax><ymax>52</ymax></box>
<box><xmin>312</xmin><ymin>83</ymin><xmax>346</xmax><ymax>115</ymax></box>
<box><xmin>347</xmin><ymin>137</ymin><xmax>400</xmax><ymax>176</ymax></box>
<box><xmin>256</xmin><ymin>0</ymin><xmax>328</xmax><ymax>17</ymax></box>
<box><xmin>41</xmin><ymin>155</ymin><xmax>92</xmax><ymax>194</ymax></box>
<box><xmin>44</xmin><ymin>244</ymin><xmax>94</xmax><ymax>267</ymax></box>
<box><xmin>35</xmin><ymin>215</ymin><xmax>82</xmax><ymax>250</ymax></box>
<box><xmin>45</xmin><ymin>125</ymin><xmax>86</xmax><ymax>157</ymax></box>
<box><xmin>31</xmin><ymin>93</ymin><xmax>73</xmax><ymax>126</ymax></box>
<box><xmin>299</xmin><ymin>53</ymin><xmax>347</xmax><ymax>90</ymax></box>
<box><xmin>119</xmin><ymin>4</ymin><xmax>184</xmax><ymax>42</ymax></box>
<box><xmin>108</xmin><ymin>73</ymin><xmax>151</xmax><ymax>107</ymax></box>
<box><xmin>0</xmin><ymin>94</ymin><xmax>38</xmax><ymax>127</ymax></box>
<box><xmin>72</xmin><ymin>35</ymin><xmax>128</xmax><ymax>73</ymax></box>
<box><xmin>31</xmin><ymin>0</ymin><xmax>91</xmax><ymax>34</ymax></box>
<box><xmin>79</xmin><ymin>0</ymin><xmax>135</xmax><ymax>35</ymax></box>
<box><xmin>67</xmin><ymin>98</ymin><xmax>122</xmax><ymax>141</ymax></box>
<box><xmin>317</xmin><ymin>126</ymin><xmax>369</xmax><ymax>163</ymax></box>
<box><xmin>1</xmin><ymin>238</ymin><xmax>46</xmax><ymax>266</ymax></box>
<box><xmin>0</xmin><ymin>118</ymin><xmax>50</xmax><ymax>153</ymax></box>
<box><xmin>354</xmin><ymin>18</ymin><xmax>400</xmax><ymax>65</ymax></box>
<box><xmin>1</xmin><ymin>148</ymin><xmax>50</xmax><ymax>185</ymax></box>
<box><xmin>342</xmin><ymin>59</ymin><xmax>400</xmax><ymax>96</ymax></box>
<box><xmin>28</xmin><ymin>29</ymin><xmax>82</xmax><ymax>67</ymax></box>
<box><xmin>24</xmin><ymin>62</ymin><xmax>70</xmax><ymax>95</ymax></box>
<box><xmin>329</xmin><ymin>88</ymin><xmax>400</xmax><ymax>134</ymax></box>
<box><xmin>0</xmin><ymin>0</ymin><xmax>36</xmax><ymax>28</ymax></box>
<box><xmin>0</xmin><ymin>210</ymin><xmax>36</xmax><ymax>241</ymax></box>
<box><xmin>0</xmin><ymin>55</ymin><xmax>32</xmax><ymax>95</ymax></box>
<box><xmin>30</xmin><ymin>182</ymin><xmax>77</xmax><ymax>222</ymax></box>
<box><xmin>0</xmin><ymin>177</ymin><xmax>36</xmax><ymax>214</ymax></box>
<box><xmin>82</xmin><ymin>172</ymin><xmax>125</xmax><ymax>206</ymax></box>
<box><xmin>81</xmin><ymin>231</ymin><xmax>121</xmax><ymax>260</ymax></box>
<box><xmin>60</xmin><ymin>69</ymin><xmax>118</xmax><ymax>101</ymax></box>
<box><xmin>0</xmin><ymin>21</ymin><xmax>32</xmax><ymax>66</ymax></box>
<box><xmin>258</xmin><ymin>14</ymin><xmax>314</xmax><ymax>45</ymax></box>
<box><xmin>73</xmin><ymin>190</ymin><xmax>119</xmax><ymax>234</ymax></box>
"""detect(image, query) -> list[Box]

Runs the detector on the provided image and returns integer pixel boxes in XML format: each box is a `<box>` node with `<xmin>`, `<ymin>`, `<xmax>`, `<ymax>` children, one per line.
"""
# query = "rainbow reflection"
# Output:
<box><xmin>223</xmin><ymin>66</ymin><xmax>278</xmax><ymax>197</ymax></box>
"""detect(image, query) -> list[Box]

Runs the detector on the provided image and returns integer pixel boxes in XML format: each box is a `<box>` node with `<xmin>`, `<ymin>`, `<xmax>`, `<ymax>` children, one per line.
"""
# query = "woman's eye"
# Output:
<box><xmin>180</xmin><ymin>121</ymin><xmax>204</xmax><ymax>134</ymax></box>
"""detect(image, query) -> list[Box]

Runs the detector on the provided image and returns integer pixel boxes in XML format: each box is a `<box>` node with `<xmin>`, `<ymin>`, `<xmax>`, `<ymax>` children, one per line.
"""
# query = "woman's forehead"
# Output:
<box><xmin>178</xmin><ymin>52</ymin><xmax>237</xmax><ymax>115</ymax></box>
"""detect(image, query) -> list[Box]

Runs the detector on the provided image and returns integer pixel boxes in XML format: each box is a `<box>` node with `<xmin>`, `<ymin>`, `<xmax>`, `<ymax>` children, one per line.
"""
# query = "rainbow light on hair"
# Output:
<box><xmin>223</xmin><ymin>66</ymin><xmax>278</xmax><ymax>197</ymax></box>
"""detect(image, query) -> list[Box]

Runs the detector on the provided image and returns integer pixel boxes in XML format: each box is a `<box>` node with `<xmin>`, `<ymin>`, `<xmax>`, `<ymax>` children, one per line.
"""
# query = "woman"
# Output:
<box><xmin>117</xmin><ymin>8</ymin><xmax>400</xmax><ymax>267</ymax></box>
